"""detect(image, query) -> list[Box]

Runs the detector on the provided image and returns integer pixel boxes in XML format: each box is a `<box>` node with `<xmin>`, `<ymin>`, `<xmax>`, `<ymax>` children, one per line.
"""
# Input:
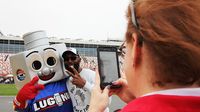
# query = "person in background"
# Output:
<box><xmin>63</xmin><ymin>48</ymin><xmax>110</xmax><ymax>112</ymax></box>
<box><xmin>89</xmin><ymin>0</ymin><xmax>200</xmax><ymax>112</ymax></box>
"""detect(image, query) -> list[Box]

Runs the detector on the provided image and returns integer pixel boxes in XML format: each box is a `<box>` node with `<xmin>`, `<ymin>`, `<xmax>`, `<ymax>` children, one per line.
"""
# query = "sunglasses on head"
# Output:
<box><xmin>130</xmin><ymin>0</ymin><xmax>139</xmax><ymax>29</ymax></box>
<box><xmin>65</xmin><ymin>56</ymin><xmax>76</xmax><ymax>61</ymax></box>
<box><xmin>130</xmin><ymin>0</ymin><xmax>144</xmax><ymax>46</ymax></box>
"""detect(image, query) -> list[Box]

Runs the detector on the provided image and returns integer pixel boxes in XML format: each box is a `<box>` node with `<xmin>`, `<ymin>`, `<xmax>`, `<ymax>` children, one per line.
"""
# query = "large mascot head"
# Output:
<box><xmin>10</xmin><ymin>31</ymin><xmax>69</xmax><ymax>90</ymax></box>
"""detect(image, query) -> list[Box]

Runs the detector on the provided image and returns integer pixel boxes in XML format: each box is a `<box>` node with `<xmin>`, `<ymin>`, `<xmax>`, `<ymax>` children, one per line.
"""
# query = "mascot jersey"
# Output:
<box><xmin>16</xmin><ymin>78</ymin><xmax>73</xmax><ymax>112</ymax></box>
<box><xmin>120</xmin><ymin>88</ymin><xmax>200</xmax><ymax>112</ymax></box>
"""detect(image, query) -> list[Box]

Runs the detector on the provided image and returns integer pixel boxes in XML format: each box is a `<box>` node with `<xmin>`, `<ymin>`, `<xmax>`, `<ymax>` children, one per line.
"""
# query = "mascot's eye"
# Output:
<box><xmin>47</xmin><ymin>57</ymin><xmax>56</xmax><ymax>66</ymax></box>
<box><xmin>32</xmin><ymin>60</ymin><xmax>42</xmax><ymax>70</ymax></box>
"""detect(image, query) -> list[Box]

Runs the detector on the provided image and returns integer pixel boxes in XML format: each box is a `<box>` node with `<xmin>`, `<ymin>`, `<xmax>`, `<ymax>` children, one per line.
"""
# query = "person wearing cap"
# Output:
<box><xmin>12</xmin><ymin>31</ymin><xmax>74</xmax><ymax>112</ymax></box>
<box><xmin>63</xmin><ymin>48</ymin><xmax>110</xmax><ymax>112</ymax></box>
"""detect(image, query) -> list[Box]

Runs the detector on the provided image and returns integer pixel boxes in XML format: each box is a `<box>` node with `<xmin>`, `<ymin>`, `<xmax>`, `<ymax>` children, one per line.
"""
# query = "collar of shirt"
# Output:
<box><xmin>142</xmin><ymin>88</ymin><xmax>200</xmax><ymax>97</ymax></box>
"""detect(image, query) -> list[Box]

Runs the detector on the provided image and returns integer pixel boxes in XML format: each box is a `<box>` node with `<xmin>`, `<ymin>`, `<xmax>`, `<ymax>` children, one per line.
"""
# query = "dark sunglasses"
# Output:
<box><xmin>64</xmin><ymin>56</ymin><xmax>76</xmax><ymax>61</ymax></box>
<box><xmin>118</xmin><ymin>42</ymin><xmax>126</xmax><ymax>58</ymax></box>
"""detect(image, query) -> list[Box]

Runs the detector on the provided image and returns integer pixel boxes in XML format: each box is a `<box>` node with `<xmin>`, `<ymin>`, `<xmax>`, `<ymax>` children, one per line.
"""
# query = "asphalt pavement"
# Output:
<box><xmin>0</xmin><ymin>95</ymin><xmax>125</xmax><ymax>112</ymax></box>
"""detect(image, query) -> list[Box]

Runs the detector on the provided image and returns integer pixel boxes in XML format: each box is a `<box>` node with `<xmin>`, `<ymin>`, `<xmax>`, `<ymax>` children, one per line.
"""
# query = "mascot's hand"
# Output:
<box><xmin>13</xmin><ymin>76</ymin><xmax>44</xmax><ymax>109</ymax></box>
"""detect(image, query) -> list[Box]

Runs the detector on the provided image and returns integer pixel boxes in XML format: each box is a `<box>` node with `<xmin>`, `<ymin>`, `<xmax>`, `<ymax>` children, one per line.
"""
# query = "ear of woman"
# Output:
<box><xmin>131</xmin><ymin>33</ymin><xmax>142</xmax><ymax>67</ymax></box>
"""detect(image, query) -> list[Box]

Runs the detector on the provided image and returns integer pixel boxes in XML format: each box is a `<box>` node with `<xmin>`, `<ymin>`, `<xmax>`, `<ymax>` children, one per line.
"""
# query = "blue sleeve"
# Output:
<box><xmin>15</xmin><ymin>107</ymin><xmax>30</xmax><ymax>112</ymax></box>
<box><xmin>15</xmin><ymin>100</ymin><xmax>32</xmax><ymax>112</ymax></box>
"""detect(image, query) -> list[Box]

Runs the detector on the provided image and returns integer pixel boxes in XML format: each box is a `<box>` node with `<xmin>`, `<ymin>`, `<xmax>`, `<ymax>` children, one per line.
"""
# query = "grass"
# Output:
<box><xmin>0</xmin><ymin>84</ymin><xmax>18</xmax><ymax>96</ymax></box>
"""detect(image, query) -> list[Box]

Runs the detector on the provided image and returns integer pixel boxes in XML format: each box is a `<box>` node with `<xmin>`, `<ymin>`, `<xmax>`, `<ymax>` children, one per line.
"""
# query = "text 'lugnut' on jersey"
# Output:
<box><xmin>18</xmin><ymin>78</ymin><xmax>74</xmax><ymax>112</ymax></box>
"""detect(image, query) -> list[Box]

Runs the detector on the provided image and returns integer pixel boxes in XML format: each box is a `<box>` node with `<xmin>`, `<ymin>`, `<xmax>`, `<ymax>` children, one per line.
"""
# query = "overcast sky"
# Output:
<box><xmin>0</xmin><ymin>0</ymin><xmax>129</xmax><ymax>40</ymax></box>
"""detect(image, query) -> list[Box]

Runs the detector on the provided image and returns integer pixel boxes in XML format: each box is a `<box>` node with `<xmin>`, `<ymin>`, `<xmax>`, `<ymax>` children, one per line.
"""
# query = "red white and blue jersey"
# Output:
<box><xmin>16</xmin><ymin>78</ymin><xmax>73</xmax><ymax>112</ymax></box>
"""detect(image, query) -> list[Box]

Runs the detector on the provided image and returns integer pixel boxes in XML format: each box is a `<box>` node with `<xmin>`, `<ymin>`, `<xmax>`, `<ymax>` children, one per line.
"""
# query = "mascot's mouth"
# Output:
<box><xmin>39</xmin><ymin>72</ymin><xmax>55</xmax><ymax>81</ymax></box>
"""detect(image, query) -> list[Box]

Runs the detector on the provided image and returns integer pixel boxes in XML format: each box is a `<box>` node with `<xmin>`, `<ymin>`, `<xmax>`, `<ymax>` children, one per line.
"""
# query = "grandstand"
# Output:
<box><xmin>0</xmin><ymin>34</ymin><xmax>123</xmax><ymax>81</ymax></box>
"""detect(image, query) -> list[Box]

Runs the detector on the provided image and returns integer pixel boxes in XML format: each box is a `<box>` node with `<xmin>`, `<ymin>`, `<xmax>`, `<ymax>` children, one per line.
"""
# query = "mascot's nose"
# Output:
<box><xmin>43</xmin><ymin>68</ymin><xmax>50</xmax><ymax>76</ymax></box>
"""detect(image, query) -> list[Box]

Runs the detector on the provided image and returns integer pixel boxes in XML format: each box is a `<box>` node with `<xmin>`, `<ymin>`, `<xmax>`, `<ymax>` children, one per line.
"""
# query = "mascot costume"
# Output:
<box><xmin>10</xmin><ymin>31</ymin><xmax>74</xmax><ymax>112</ymax></box>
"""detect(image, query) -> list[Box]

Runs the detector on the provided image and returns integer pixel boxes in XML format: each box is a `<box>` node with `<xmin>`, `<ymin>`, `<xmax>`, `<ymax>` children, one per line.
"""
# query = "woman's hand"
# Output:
<box><xmin>109</xmin><ymin>71</ymin><xmax>135</xmax><ymax>103</ymax></box>
<box><xmin>88</xmin><ymin>70</ymin><xmax>110</xmax><ymax>112</ymax></box>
